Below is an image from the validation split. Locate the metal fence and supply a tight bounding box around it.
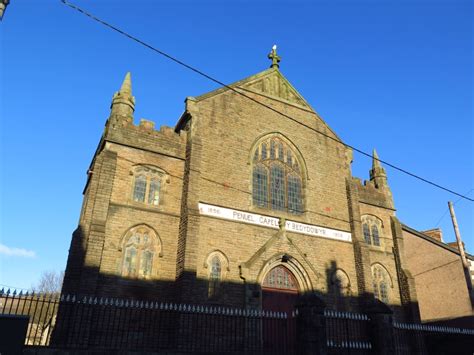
[393,321,474,355]
[1,288,474,353]
[325,309,372,354]
[0,288,296,353]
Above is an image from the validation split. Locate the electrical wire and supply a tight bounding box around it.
[60,0,474,203]
[434,189,474,227]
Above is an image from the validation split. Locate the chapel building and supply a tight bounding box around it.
[62,49,424,322]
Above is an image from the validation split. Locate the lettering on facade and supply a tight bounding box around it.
[198,202,351,242]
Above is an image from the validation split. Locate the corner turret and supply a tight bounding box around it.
[370,149,388,189]
[109,72,135,125]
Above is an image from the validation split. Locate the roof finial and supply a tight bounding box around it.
[268,44,281,69]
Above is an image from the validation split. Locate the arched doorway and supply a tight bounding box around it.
[261,265,299,351]
[262,265,299,315]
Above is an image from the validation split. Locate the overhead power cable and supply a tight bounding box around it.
[434,189,474,227]
[60,0,473,203]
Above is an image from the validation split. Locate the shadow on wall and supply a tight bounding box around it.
[61,225,473,329]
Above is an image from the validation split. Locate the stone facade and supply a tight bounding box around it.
[62,61,423,321]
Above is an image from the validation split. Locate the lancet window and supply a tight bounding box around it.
[252,136,304,214]
[206,251,228,299]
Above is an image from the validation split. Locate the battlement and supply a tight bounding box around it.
[352,177,395,210]
[105,117,186,160]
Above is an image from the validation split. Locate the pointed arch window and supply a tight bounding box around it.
[361,215,382,246]
[121,225,160,279]
[371,264,391,304]
[132,166,164,206]
[252,135,304,214]
[206,252,228,299]
[262,266,298,290]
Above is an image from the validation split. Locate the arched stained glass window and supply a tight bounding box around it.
[371,264,391,304]
[361,216,383,246]
[121,225,159,279]
[252,135,304,214]
[132,166,164,206]
[262,266,298,290]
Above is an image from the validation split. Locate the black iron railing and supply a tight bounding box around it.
[325,309,372,353]
[0,288,295,353]
[1,288,473,353]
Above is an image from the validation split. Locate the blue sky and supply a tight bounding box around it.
[1,0,472,290]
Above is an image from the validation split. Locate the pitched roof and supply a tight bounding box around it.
[195,67,314,110]
[180,67,342,141]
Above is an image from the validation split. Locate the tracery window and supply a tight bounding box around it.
[262,266,298,290]
[361,215,382,246]
[205,251,228,299]
[121,225,160,279]
[132,166,163,206]
[252,136,304,214]
[371,264,391,304]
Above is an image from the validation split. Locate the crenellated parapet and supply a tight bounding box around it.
[104,72,186,159]
[105,118,186,159]
[354,177,395,210]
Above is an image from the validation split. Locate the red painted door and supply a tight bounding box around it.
[261,266,298,351]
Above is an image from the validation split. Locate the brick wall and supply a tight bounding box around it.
[403,227,473,321]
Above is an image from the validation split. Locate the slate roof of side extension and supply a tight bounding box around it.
[402,223,474,260]
[175,67,342,142]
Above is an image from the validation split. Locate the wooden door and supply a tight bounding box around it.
[261,266,298,351]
